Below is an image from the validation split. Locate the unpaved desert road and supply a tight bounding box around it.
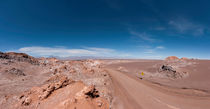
[106,68,210,109]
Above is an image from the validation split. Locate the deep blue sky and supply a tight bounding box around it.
[0,0,210,59]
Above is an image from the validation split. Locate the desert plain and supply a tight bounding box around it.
[0,52,210,109]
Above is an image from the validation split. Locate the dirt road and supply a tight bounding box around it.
[107,68,210,109]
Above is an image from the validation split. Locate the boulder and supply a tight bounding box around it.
[160,65,176,72]
[75,85,99,99]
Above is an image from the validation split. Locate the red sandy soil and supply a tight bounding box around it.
[1,52,210,109]
[0,52,111,109]
[105,59,210,109]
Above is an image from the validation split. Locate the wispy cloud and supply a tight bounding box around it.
[7,46,168,59]
[9,46,117,57]
[143,55,163,59]
[83,47,115,53]
[144,49,155,54]
[143,46,165,54]
[129,30,158,42]
[168,18,205,36]
[156,46,165,49]
[8,46,135,58]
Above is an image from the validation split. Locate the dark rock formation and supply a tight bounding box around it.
[159,65,188,79]
[161,65,176,72]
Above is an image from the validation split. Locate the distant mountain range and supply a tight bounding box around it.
[47,56,118,60]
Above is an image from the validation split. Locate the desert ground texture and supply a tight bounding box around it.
[0,52,210,109]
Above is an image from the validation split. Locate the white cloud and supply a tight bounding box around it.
[156,46,165,49]
[143,46,165,54]
[8,46,167,59]
[9,46,136,59]
[168,19,205,36]
[130,31,158,42]
[137,45,151,49]
[143,49,154,54]
[83,47,115,53]
[11,46,117,57]
[144,55,163,59]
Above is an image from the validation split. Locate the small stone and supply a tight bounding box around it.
[22,97,32,106]
[96,100,103,107]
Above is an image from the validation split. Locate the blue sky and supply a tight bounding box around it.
[0,0,210,59]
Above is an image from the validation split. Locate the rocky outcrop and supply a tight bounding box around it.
[165,56,179,61]
[75,85,99,99]
[19,74,74,106]
[161,65,176,73]
[0,52,111,109]
[165,56,190,61]
[0,52,39,65]
[159,65,188,79]
[17,74,108,109]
